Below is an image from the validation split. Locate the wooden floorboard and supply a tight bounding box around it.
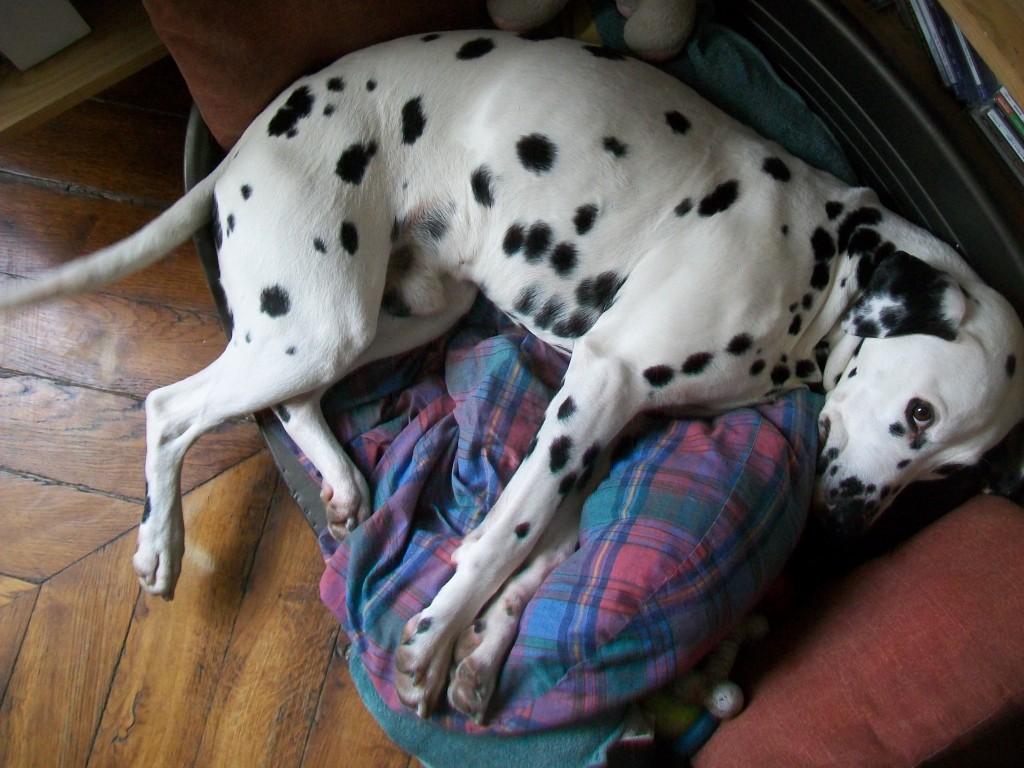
[0,58,411,767]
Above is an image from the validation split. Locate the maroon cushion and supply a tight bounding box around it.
[142,0,490,147]
[696,495,1024,767]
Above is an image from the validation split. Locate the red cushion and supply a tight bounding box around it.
[142,0,490,148]
[695,495,1024,767]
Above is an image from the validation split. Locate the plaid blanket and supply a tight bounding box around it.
[278,296,821,734]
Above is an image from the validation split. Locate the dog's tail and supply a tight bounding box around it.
[0,158,228,310]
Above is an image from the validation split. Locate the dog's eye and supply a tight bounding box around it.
[906,399,935,430]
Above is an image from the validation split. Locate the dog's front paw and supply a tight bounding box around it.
[320,472,370,540]
[393,612,456,718]
[132,522,184,600]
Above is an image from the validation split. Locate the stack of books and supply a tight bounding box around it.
[897,0,1024,185]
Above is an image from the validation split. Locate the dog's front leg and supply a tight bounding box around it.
[393,340,648,717]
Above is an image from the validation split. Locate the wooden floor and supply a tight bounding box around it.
[0,59,414,767]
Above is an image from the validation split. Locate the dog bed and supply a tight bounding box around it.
[182,2,842,764]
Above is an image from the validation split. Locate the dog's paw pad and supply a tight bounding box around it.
[393,612,451,718]
[448,655,496,722]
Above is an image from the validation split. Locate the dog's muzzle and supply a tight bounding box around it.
[813,416,885,538]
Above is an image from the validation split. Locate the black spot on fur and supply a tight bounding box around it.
[802,292,814,310]
[889,422,907,437]
[847,228,882,256]
[515,522,531,538]
[1008,354,1017,378]
[268,85,314,137]
[504,223,525,256]
[910,434,928,450]
[838,207,882,253]
[226,214,235,235]
[457,37,495,60]
[513,285,539,315]
[576,271,625,312]
[551,242,579,276]
[366,79,377,91]
[549,436,573,472]
[336,140,378,184]
[517,133,557,174]
[750,359,766,376]
[665,110,691,135]
[471,165,495,207]
[534,297,565,329]
[553,310,596,338]
[795,359,816,378]
[286,346,297,356]
[584,44,626,60]
[416,617,432,633]
[826,201,844,220]
[674,198,693,217]
[141,493,151,523]
[574,204,599,235]
[698,180,739,217]
[421,33,441,42]
[382,289,412,317]
[241,184,252,200]
[788,314,802,335]
[558,474,578,495]
[260,285,291,317]
[341,221,358,255]
[727,333,753,355]
[811,228,835,261]
[401,97,427,145]
[683,352,713,375]
[770,363,790,385]
[418,207,451,241]
[313,238,327,253]
[525,222,553,262]
[644,365,675,387]
[897,458,912,469]
[762,157,791,181]
[211,196,223,250]
[603,137,627,157]
[557,397,576,421]
[811,261,831,290]
[327,77,345,92]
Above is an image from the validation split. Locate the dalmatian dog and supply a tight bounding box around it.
[3,31,1023,722]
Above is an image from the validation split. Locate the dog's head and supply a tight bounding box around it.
[814,250,1024,537]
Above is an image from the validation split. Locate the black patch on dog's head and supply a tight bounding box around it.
[843,251,963,341]
[517,133,557,174]
[268,85,314,138]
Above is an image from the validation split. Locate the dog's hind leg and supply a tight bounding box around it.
[134,345,350,599]
[274,387,371,540]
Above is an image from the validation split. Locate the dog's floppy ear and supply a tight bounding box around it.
[842,251,966,340]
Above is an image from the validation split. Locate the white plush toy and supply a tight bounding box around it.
[487,0,697,61]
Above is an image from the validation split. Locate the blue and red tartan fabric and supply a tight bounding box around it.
[282,296,821,734]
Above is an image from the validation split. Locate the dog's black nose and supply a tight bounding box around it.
[815,498,871,539]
